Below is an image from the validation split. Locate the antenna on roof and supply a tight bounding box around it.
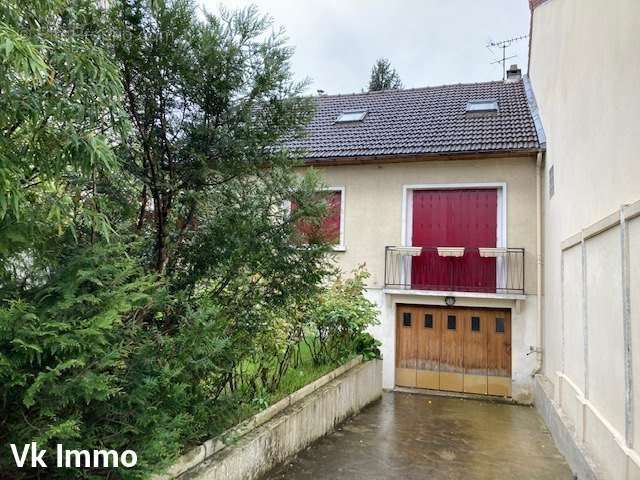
[486,34,528,80]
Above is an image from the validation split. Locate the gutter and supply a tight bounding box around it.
[534,150,544,375]
[302,149,540,167]
[522,75,547,375]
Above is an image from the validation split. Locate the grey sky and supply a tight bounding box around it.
[202,0,531,95]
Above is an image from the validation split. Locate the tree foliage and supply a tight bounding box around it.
[367,57,403,91]
[0,1,379,478]
[112,1,316,275]
[0,0,127,284]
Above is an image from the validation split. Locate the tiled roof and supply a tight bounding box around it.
[286,79,541,161]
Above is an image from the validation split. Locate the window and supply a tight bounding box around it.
[496,317,505,333]
[292,188,345,250]
[471,316,480,332]
[447,315,456,330]
[335,110,367,123]
[424,314,433,329]
[322,189,343,248]
[403,312,412,327]
[465,99,499,114]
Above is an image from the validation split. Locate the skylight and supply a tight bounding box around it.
[336,110,367,123]
[465,100,499,114]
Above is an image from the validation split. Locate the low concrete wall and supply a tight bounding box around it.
[533,374,601,479]
[161,358,382,480]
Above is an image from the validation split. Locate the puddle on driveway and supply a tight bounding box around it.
[263,392,573,480]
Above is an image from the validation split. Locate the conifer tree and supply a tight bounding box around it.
[368,57,403,91]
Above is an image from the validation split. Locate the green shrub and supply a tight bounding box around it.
[304,266,381,365]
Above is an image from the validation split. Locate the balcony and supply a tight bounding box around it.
[384,246,525,296]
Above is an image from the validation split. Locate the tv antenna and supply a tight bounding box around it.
[487,34,529,80]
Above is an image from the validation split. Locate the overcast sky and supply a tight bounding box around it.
[201,0,531,95]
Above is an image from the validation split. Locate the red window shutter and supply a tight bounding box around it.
[322,191,341,244]
[292,190,341,245]
[411,189,497,292]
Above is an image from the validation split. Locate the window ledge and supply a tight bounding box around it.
[332,245,346,252]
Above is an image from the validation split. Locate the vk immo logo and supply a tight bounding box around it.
[9,443,137,468]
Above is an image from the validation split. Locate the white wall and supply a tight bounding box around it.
[529,0,640,477]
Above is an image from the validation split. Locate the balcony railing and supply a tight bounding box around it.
[384,246,525,295]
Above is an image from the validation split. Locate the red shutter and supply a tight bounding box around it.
[322,191,341,244]
[293,191,341,245]
[411,189,497,292]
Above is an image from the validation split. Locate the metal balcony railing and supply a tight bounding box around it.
[384,246,525,295]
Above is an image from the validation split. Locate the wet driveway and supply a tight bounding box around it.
[263,392,573,480]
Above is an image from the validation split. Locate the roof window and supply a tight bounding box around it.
[335,110,367,123]
[465,100,499,114]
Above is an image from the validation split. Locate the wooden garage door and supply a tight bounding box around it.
[395,305,511,397]
[395,305,418,387]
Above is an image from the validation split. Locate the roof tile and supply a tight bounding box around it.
[286,79,540,160]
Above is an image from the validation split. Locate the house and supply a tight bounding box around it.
[287,66,545,403]
[280,1,640,477]
[528,1,640,479]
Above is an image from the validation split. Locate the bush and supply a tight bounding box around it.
[0,245,161,478]
[303,266,381,365]
[0,255,379,479]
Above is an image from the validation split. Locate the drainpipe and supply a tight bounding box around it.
[533,151,544,375]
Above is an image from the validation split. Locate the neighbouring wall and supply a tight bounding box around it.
[543,205,640,479]
[529,0,640,478]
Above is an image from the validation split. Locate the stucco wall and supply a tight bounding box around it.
[529,0,640,478]
[302,156,538,294]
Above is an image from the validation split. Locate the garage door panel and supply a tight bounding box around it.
[416,309,441,389]
[487,311,512,396]
[440,309,464,392]
[396,306,418,387]
[463,311,488,394]
[395,305,511,397]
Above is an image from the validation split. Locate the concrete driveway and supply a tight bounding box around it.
[263,392,573,480]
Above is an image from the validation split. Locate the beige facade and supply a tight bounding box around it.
[307,156,539,293]
[529,0,640,478]
[301,154,540,401]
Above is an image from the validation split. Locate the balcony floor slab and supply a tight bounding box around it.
[382,288,527,301]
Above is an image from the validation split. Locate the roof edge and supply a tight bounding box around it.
[309,79,510,100]
[303,149,541,167]
[522,74,547,149]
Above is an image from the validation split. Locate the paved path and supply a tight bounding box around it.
[263,392,573,480]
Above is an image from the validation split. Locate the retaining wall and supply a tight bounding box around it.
[157,357,382,480]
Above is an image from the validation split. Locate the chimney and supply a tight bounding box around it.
[506,64,522,82]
